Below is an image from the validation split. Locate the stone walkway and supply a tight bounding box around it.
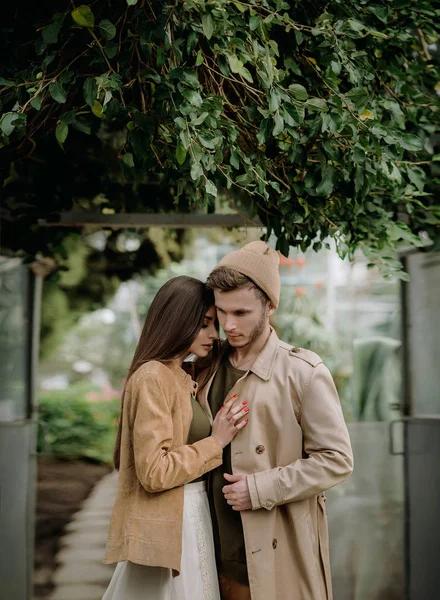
[47,471,118,600]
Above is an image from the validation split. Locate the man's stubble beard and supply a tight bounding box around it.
[228,305,268,349]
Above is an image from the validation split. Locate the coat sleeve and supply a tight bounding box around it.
[132,373,223,493]
[247,363,353,510]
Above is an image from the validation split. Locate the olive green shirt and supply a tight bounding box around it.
[187,394,211,483]
[208,359,248,586]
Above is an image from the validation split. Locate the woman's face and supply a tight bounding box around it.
[188,305,218,358]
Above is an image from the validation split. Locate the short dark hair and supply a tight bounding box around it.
[206,266,270,305]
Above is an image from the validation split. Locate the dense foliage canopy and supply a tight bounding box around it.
[1,0,440,276]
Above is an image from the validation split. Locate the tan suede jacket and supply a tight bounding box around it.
[103,360,223,573]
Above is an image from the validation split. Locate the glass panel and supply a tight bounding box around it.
[327,422,404,600]
[406,252,440,415]
[406,418,440,600]
[0,258,29,421]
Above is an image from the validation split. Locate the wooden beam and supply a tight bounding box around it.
[38,212,263,229]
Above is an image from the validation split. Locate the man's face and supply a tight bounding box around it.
[214,286,275,349]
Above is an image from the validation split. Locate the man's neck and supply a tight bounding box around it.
[231,325,271,366]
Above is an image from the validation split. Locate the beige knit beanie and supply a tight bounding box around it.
[214,241,281,307]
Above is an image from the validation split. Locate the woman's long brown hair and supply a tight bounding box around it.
[113,276,216,469]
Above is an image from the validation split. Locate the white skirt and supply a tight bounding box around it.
[102,481,221,600]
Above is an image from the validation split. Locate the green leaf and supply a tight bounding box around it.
[176,143,187,165]
[190,112,209,126]
[355,166,364,193]
[366,4,390,23]
[49,82,67,103]
[30,95,43,111]
[345,87,369,108]
[347,19,365,33]
[257,118,273,145]
[0,76,14,86]
[285,103,303,125]
[202,14,214,40]
[103,90,112,106]
[389,222,424,246]
[289,84,308,101]
[230,150,240,170]
[71,5,95,28]
[105,42,118,59]
[181,89,203,107]
[228,55,243,74]
[368,30,389,39]
[174,117,186,129]
[399,134,424,152]
[56,123,69,144]
[236,173,252,186]
[205,179,217,197]
[278,236,290,257]
[269,89,280,112]
[273,112,284,136]
[1,113,19,136]
[316,168,335,196]
[294,31,304,46]
[42,19,63,45]
[199,133,216,150]
[249,16,260,31]
[331,61,341,75]
[283,103,301,127]
[306,98,328,112]
[92,101,103,118]
[83,77,97,108]
[60,112,76,125]
[190,162,203,180]
[353,147,366,163]
[35,38,47,56]
[99,20,116,41]
[195,50,204,67]
[359,109,374,121]
[406,166,425,192]
[238,66,253,83]
[72,118,91,135]
[179,130,190,150]
[233,1,247,13]
[122,153,134,167]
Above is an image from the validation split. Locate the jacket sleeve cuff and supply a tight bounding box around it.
[247,468,283,511]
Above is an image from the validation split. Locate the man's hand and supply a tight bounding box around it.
[222,473,252,511]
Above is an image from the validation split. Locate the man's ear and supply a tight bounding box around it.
[267,302,276,317]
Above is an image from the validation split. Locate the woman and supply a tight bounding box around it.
[103,276,249,600]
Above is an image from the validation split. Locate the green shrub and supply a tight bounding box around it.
[37,388,120,465]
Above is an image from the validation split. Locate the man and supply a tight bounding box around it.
[198,241,353,600]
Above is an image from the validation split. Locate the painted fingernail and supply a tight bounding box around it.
[242,401,247,406]
[232,394,238,399]
[244,407,249,413]
[244,418,249,423]
[219,406,223,410]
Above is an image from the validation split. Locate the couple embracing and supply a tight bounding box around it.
[102,241,353,600]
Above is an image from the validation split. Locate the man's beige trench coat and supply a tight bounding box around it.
[198,329,354,600]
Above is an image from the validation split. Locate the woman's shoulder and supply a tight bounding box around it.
[130,360,170,385]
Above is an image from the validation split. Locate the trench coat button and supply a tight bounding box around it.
[272,538,278,549]
[256,445,265,454]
